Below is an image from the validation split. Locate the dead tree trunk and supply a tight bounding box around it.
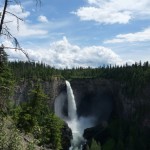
[0,0,8,35]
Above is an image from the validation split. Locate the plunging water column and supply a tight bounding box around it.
[65,80,84,150]
[66,81,77,120]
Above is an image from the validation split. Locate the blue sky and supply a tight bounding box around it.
[1,0,150,68]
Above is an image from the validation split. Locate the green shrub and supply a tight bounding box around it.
[8,128,23,150]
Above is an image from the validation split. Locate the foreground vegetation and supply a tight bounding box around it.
[0,49,63,150]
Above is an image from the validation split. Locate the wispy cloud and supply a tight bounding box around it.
[74,0,150,24]
[104,27,150,43]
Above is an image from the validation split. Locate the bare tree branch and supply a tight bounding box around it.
[6,11,23,21]
[35,0,41,7]
[6,10,23,31]
[3,46,30,61]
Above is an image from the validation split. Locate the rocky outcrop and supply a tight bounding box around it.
[61,122,72,150]
[83,121,109,144]
[12,77,65,110]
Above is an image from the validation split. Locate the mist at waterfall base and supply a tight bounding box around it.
[55,81,96,150]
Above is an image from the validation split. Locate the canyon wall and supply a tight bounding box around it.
[69,79,150,126]
[12,77,65,110]
[12,78,150,128]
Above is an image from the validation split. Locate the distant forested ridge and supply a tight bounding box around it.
[9,61,150,81]
[9,61,150,97]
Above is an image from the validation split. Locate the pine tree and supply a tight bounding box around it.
[0,46,13,114]
[90,139,101,150]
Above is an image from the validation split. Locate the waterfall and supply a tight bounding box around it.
[55,80,95,150]
[65,80,84,150]
[66,81,77,120]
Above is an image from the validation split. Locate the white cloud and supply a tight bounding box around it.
[38,15,49,23]
[0,4,48,37]
[8,5,30,18]
[74,7,131,24]
[104,27,150,43]
[2,37,130,68]
[74,0,150,24]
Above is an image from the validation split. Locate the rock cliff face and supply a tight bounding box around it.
[12,77,66,110]
[70,79,115,124]
[69,78,150,126]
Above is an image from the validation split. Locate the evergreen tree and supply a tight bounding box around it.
[16,84,48,132]
[0,46,13,115]
[90,139,101,150]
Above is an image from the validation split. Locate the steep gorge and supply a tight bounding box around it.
[12,78,150,149]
